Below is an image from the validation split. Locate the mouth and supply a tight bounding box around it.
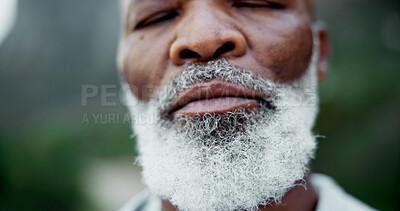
[163,80,274,119]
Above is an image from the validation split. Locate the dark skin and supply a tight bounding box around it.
[119,0,330,210]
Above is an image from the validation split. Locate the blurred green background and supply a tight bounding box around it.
[0,0,399,210]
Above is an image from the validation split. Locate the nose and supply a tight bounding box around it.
[170,8,247,65]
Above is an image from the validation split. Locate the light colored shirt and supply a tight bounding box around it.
[310,174,375,211]
[119,173,375,211]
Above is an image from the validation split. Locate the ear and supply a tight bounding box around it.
[312,22,330,83]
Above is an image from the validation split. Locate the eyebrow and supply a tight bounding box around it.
[123,0,145,25]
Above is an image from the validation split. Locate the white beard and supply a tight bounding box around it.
[124,47,320,211]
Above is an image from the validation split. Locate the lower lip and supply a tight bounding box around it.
[173,97,259,117]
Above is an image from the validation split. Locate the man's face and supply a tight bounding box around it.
[120,0,316,100]
[120,0,328,210]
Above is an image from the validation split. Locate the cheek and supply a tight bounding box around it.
[122,33,170,101]
[246,15,313,82]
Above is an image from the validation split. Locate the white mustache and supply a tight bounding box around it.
[153,58,279,114]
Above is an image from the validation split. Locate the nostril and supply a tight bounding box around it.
[213,42,235,59]
[180,49,201,59]
[177,42,236,62]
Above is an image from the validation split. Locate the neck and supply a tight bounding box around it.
[161,174,318,211]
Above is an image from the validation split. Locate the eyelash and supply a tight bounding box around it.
[135,10,179,30]
[232,0,284,9]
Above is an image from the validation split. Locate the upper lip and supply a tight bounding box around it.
[164,80,270,117]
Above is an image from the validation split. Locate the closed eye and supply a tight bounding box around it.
[232,0,284,9]
[135,10,179,30]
